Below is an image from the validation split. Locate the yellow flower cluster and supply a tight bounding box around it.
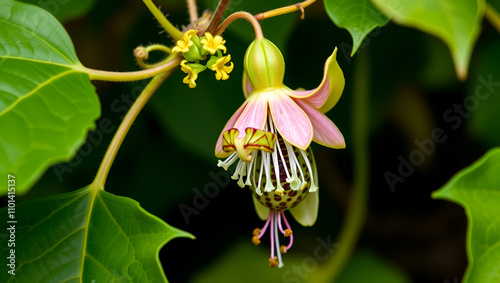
[172,29,233,88]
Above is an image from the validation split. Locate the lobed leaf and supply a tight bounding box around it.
[0,186,193,282]
[324,0,389,56]
[0,0,100,195]
[372,0,484,80]
[433,148,500,283]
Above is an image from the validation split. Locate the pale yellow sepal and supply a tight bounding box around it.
[289,190,318,226]
[318,47,345,113]
[252,195,270,220]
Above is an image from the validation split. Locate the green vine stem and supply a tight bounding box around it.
[142,0,184,41]
[85,54,181,82]
[134,44,173,69]
[90,66,175,191]
[308,50,370,282]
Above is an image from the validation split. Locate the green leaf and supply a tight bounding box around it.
[371,0,484,80]
[0,0,100,195]
[433,148,500,283]
[324,0,389,56]
[19,0,97,22]
[0,186,193,282]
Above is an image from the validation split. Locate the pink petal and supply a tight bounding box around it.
[288,47,345,113]
[233,93,268,137]
[215,101,248,158]
[294,98,345,148]
[268,90,313,150]
[292,80,331,109]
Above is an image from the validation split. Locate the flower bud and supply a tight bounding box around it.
[244,38,285,90]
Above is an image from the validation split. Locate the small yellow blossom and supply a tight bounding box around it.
[201,33,227,55]
[210,55,234,80]
[172,30,198,53]
[180,60,198,88]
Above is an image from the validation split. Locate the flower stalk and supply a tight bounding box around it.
[329,49,369,280]
[216,12,264,39]
[308,48,370,283]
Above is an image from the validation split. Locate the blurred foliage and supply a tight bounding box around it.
[2,0,500,282]
[372,0,483,80]
[468,37,500,147]
[192,240,410,283]
[488,0,500,12]
[19,0,97,22]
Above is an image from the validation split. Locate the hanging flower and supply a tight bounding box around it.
[215,38,345,267]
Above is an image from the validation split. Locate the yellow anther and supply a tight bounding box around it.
[210,55,234,80]
[201,32,227,55]
[253,228,261,236]
[172,29,198,53]
[284,229,293,237]
[269,257,279,268]
[252,235,261,245]
[280,245,287,253]
[299,182,307,191]
[275,188,284,196]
